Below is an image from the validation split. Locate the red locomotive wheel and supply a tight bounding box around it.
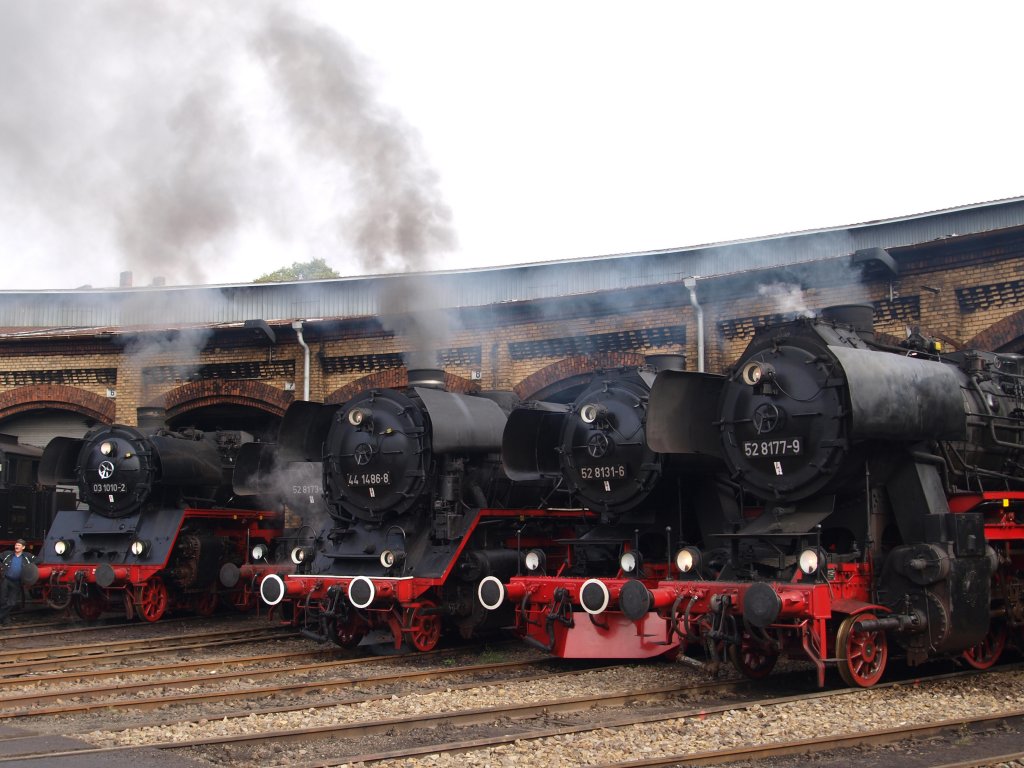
[962,622,1007,670]
[729,633,779,679]
[73,593,104,622]
[404,602,442,652]
[137,576,169,622]
[836,612,888,688]
[332,619,365,649]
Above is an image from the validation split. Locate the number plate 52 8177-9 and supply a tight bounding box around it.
[743,439,802,457]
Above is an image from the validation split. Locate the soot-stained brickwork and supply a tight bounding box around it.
[2,218,1024,430]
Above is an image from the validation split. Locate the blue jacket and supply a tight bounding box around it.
[1,550,36,581]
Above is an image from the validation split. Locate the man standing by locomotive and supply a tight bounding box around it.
[0,539,34,625]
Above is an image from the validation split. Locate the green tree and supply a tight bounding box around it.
[254,258,340,283]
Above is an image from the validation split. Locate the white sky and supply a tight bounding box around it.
[2,2,1022,290]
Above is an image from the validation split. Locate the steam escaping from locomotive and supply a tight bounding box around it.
[0,2,454,288]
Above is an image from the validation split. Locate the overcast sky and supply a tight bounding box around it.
[1,1,1021,291]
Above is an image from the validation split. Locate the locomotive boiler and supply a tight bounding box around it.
[257,369,573,651]
[35,418,283,622]
[641,304,1024,686]
[478,359,734,658]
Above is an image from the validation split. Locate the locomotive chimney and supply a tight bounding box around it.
[136,405,168,430]
[820,304,875,339]
[644,354,686,372]
[407,368,446,390]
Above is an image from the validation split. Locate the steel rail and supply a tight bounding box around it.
[0,627,293,673]
[0,656,569,712]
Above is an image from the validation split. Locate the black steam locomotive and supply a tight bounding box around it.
[477,359,732,658]
[639,304,1024,686]
[256,369,573,651]
[36,417,284,622]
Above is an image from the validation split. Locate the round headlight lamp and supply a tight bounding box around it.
[675,546,702,574]
[524,549,546,573]
[130,539,150,557]
[347,408,370,427]
[798,547,827,576]
[620,550,641,574]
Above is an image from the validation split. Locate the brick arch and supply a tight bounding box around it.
[161,379,294,420]
[326,369,478,405]
[965,309,1024,352]
[513,353,647,400]
[0,384,116,423]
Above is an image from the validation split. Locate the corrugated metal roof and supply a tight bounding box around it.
[2,197,1023,331]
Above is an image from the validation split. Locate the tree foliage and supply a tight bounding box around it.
[254,258,340,283]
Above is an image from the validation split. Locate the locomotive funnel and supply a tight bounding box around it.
[819,304,875,336]
[408,368,446,389]
[136,406,167,430]
[644,354,685,372]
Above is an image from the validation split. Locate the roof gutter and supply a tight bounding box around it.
[291,321,310,401]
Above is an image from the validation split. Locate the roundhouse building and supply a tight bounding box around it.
[1,197,1024,447]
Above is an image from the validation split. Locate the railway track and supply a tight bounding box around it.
[0,624,295,674]
[1,654,586,716]
[3,666,1023,766]
[4,610,1023,768]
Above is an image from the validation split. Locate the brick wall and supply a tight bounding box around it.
[2,237,1024,428]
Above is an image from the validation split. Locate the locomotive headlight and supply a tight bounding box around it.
[251,543,268,561]
[620,550,642,574]
[579,403,607,424]
[380,549,406,568]
[524,549,546,573]
[54,539,74,557]
[291,546,313,565]
[675,546,702,574]
[100,441,115,456]
[798,547,827,576]
[347,407,371,427]
[741,361,775,386]
[130,539,151,557]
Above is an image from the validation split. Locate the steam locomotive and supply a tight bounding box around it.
[253,369,577,651]
[477,358,733,658]
[633,304,1024,686]
[34,416,285,622]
